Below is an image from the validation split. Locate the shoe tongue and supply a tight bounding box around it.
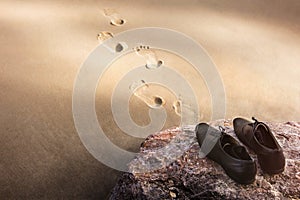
[223,143,249,160]
[255,123,268,132]
[232,146,249,160]
[223,143,240,159]
[254,123,268,144]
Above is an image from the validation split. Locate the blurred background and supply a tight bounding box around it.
[0,0,299,199]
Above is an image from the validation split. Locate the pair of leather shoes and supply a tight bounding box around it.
[195,117,285,184]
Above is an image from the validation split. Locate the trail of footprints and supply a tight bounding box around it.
[96,9,185,117]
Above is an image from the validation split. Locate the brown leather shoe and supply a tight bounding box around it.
[196,123,256,184]
[233,117,285,174]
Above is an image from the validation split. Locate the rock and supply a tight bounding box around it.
[110,120,300,199]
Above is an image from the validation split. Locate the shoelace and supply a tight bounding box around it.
[252,117,266,144]
[252,116,260,130]
[219,126,226,135]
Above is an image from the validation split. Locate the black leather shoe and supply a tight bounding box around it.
[195,123,256,184]
[233,117,285,174]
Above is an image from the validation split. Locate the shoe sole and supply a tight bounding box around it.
[261,167,285,175]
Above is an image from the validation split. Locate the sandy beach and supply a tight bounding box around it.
[0,0,299,198]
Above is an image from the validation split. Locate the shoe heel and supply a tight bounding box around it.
[257,151,285,174]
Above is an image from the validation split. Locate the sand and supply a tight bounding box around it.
[0,0,299,198]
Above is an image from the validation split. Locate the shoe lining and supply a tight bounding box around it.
[223,143,251,160]
[222,136,251,160]
[255,124,277,149]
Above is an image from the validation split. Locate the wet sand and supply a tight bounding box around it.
[0,0,299,198]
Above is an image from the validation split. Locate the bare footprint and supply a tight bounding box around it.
[172,97,199,124]
[129,80,165,108]
[134,46,163,69]
[97,31,113,43]
[97,31,127,53]
[172,100,182,116]
[103,8,126,26]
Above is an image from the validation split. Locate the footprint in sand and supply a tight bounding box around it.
[129,80,165,108]
[103,8,126,26]
[134,46,163,69]
[172,97,200,123]
[97,31,127,53]
[172,100,182,116]
[97,31,113,43]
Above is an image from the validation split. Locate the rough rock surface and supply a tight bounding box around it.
[110,120,300,199]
